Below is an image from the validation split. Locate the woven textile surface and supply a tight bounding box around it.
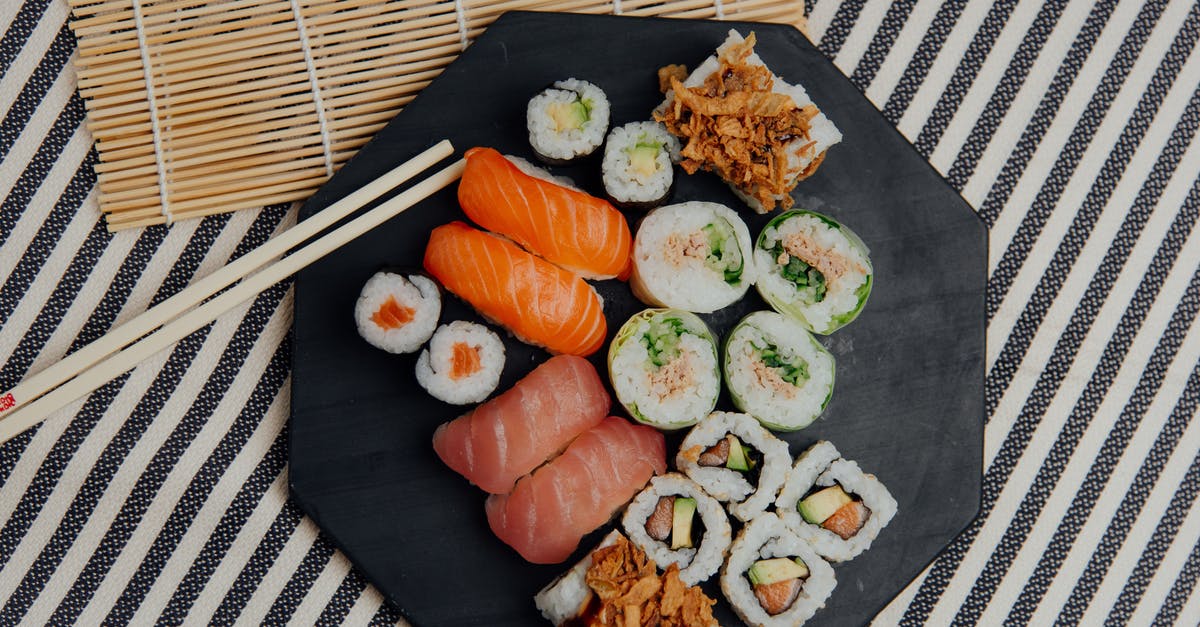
[2,0,1200,624]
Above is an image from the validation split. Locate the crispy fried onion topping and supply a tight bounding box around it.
[578,535,718,627]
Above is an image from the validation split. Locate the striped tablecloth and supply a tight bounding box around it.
[2,0,1199,624]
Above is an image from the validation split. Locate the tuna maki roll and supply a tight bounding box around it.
[354,271,440,354]
[526,79,610,164]
[755,210,872,334]
[602,121,680,209]
[415,321,505,405]
[608,309,720,430]
[621,473,731,586]
[720,513,836,626]
[724,311,835,431]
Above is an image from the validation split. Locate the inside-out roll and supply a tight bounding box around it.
[608,309,720,430]
[775,441,897,562]
[720,512,836,627]
[354,271,440,354]
[755,210,871,334]
[724,311,835,431]
[415,321,505,405]
[631,201,755,313]
[675,411,791,522]
[621,473,732,586]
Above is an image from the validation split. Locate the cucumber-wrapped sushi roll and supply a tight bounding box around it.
[775,441,898,562]
[415,321,506,405]
[725,311,835,431]
[755,210,872,334]
[676,412,791,522]
[621,473,731,586]
[608,309,720,430]
[602,121,680,210]
[631,201,755,313]
[720,512,836,626]
[526,79,610,164]
[354,271,441,354]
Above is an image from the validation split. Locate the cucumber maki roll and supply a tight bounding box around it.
[720,512,836,626]
[631,201,755,313]
[608,309,720,430]
[602,121,680,210]
[676,411,791,522]
[724,311,835,431]
[526,79,610,164]
[621,473,732,586]
[754,210,871,334]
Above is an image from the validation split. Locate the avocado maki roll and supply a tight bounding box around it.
[754,210,871,334]
[526,79,610,164]
[676,411,791,522]
[724,311,835,431]
[601,121,680,210]
[720,512,836,626]
[631,201,755,313]
[621,473,732,586]
[608,309,720,430]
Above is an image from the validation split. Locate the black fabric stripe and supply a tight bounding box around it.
[974,0,1121,228]
[1054,357,1200,621]
[0,0,50,79]
[314,571,368,626]
[0,330,210,625]
[880,1,968,124]
[1152,524,1200,626]
[262,535,335,624]
[912,0,1018,158]
[847,0,916,89]
[0,22,73,163]
[158,426,289,624]
[944,0,1072,190]
[43,281,291,624]
[1007,181,1200,622]
[1107,448,1200,622]
[368,598,404,627]
[900,24,1199,623]
[984,3,1192,418]
[208,499,304,625]
[817,0,866,60]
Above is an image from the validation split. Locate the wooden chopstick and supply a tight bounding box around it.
[0,157,465,444]
[0,140,454,421]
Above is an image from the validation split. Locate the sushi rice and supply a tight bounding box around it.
[720,513,836,627]
[527,79,610,163]
[602,121,680,209]
[415,321,505,405]
[354,271,440,354]
[621,473,732,586]
[724,311,835,431]
[608,309,720,430]
[675,411,791,522]
[755,210,872,335]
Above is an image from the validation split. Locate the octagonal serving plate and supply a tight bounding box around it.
[290,11,985,626]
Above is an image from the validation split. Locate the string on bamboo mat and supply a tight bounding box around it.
[69,0,807,231]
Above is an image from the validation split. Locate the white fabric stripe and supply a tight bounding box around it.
[288,551,353,624]
[894,0,994,138]
[957,0,1100,208]
[18,307,250,624]
[288,0,333,177]
[985,16,1200,459]
[804,0,842,45]
[1131,497,1200,625]
[831,0,893,75]
[863,0,944,106]
[72,300,291,621]
[182,471,288,627]
[0,0,26,38]
[1076,400,1200,624]
[0,0,67,121]
[127,377,289,626]
[232,518,320,626]
[341,584,387,625]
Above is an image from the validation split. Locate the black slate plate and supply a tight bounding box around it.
[290,11,985,626]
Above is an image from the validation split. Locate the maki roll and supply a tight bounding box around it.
[676,411,791,522]
[526,79,610,164]
[601,121,680,209]
[775,441,898,562]
[354,271,440,354]
[415,321,505,405]
[755,210,872,334]
[720,513,836,626]
[631,201,755,313]
[608,309,720,430]
[724,311,835,431]
[621,473,732,586]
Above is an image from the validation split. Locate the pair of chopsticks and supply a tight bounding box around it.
[0,140,462,445]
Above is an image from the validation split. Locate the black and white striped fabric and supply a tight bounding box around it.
[2,0,1198,624]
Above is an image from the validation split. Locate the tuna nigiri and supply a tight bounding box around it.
[458,147,633,280]
[485,416,667,564]
[432,355,610,494]
[424,221,606,356]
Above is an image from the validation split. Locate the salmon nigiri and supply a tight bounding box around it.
[485,416,666,564]
[424,221,606,356]
[432,355,610,494]
[458,147,633,280]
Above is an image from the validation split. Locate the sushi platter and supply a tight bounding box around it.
[290,11,986,626]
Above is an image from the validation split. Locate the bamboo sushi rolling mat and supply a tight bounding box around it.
[3,0,1200,624]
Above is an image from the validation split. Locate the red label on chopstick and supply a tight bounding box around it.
[0,393,14,412]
